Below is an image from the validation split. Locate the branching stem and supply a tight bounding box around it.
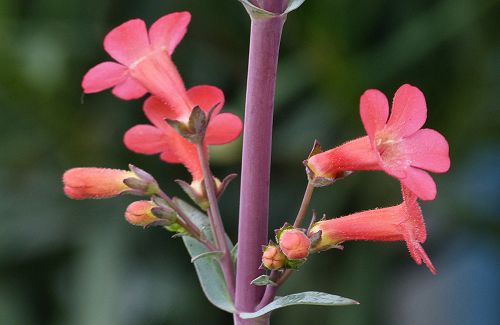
[156,189,216,251]
[196,143,236,300]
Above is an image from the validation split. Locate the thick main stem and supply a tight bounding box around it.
[196,144,236,299]
[235,10,286,323]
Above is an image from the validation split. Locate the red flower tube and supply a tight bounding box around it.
[307,84,450,200]
[63,168,135,199]
[123,86,242,183]
[309,185,436,274]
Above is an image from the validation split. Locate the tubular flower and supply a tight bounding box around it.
[307,84,450,200]
[123,85,242,182]
[309,185,436,274]
[82,12,191,107]
[63,168,136,199]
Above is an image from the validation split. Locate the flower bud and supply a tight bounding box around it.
[125,200,160,226]
[63,168,136,199]
[278,229,311,260]
[176,176,231,211]
[262,243,286,270]
[125,164,159,195]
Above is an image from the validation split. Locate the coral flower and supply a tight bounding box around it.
[278,229,311,260]
[309,186,436,274]
[261,244,287,270]
[125,200,160,226]
[307,84,450,200]
[63,168,136,199]
[123,85,242,182]
[82,12,192,108]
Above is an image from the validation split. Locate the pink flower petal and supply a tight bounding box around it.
[403,128,450,173]
[187,85,225,115]
[160,150,182,164]
[360,89,389,142]
[104,19,150,66]
[403,235,437,275]
[123,125,168,154]
[149,12,191,55]
[399,167,437,201]
[205,113,243,145]
[401,185,427,242]
[415,243,437,274]
[111,77,147,100]
[143,96,179,130]
[169,135,203,181]
[386,84,427,137]
[82,61,128,93]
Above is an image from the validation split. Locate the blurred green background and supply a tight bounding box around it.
[1,0,499,324]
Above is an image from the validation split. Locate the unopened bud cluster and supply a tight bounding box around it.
[261,225,313,271]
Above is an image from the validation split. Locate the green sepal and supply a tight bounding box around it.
[165,222,187,234]
[285,258,306,270]
[175,179,209,211]
[274,223,294,243]
[165,119,193,138]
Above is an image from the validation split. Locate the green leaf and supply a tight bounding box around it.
[173,198,211,234]
[174,199,235,313]
[250,275,277,287]
[191,251,224,263]
[239,0,275,18]
[284,0,307,14]
[239,0,307,17]
[239,291,359,319]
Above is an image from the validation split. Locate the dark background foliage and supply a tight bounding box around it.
[1,0,499,324]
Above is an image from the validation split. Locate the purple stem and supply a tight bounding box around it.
[196,144,235,299]
[235,2,287,323]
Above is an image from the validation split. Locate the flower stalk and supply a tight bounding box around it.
[293,181,315,228]
[155,189,216,251]
[196,143,236,299]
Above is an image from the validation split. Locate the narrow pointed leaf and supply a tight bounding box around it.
[239,0,307,16]
[239,0,275,17]
[239,291,358,319]
[284,0,307,14]
[174,199,235,313]
[250,275,277,287]
[191,251,224,263]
